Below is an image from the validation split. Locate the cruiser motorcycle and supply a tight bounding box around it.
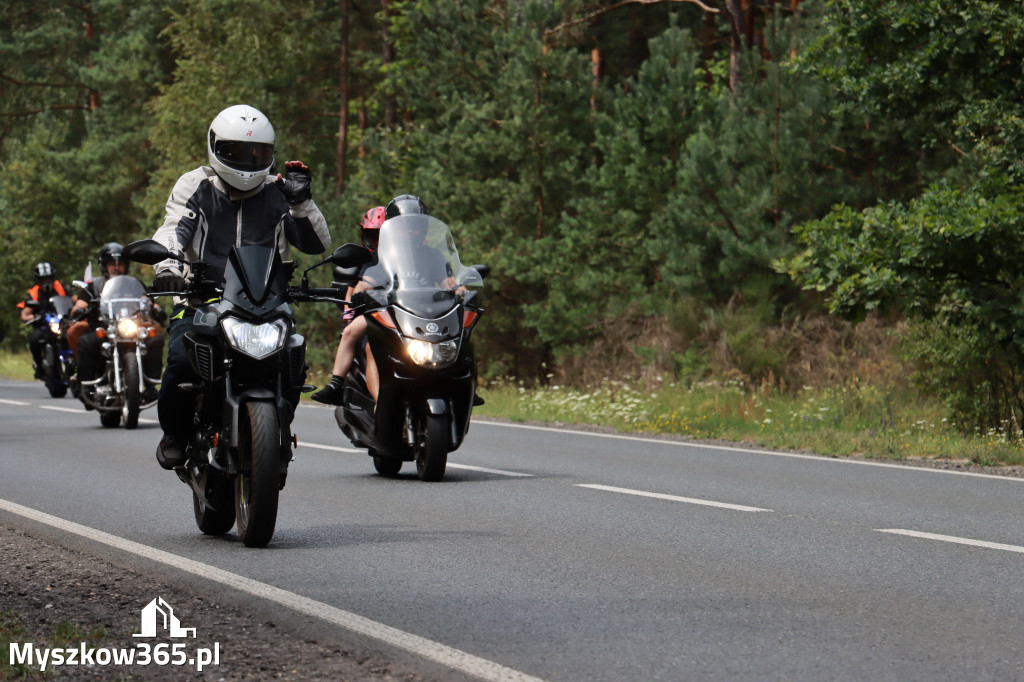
[306,214,489,481]
[75,275,163,429]
[122,239,368,547]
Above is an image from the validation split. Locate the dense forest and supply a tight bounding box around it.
[2,1,1022,429]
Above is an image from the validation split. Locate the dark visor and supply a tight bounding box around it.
[214,140,274,172]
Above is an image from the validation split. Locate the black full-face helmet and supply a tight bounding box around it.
[97,242,126,277]
[33,262,55,284]
[385,194,428,219]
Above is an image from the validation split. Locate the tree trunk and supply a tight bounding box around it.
[725,0,745,92]
[382,0,396,129]
[335,0,350,196]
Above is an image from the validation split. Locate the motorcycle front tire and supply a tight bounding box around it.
[43,345,67,398]
[121,354,141,430]
[415,413,448,482]
[234,400,281,548]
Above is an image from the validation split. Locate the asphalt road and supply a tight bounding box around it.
[1,378,1023,681]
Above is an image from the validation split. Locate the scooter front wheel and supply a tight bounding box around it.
[415,413,448,482]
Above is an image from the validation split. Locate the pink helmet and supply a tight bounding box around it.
[359,206,386,250]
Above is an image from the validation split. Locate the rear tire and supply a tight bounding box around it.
[234,401,280,548]
[121,354,141,430]
[415,413,448,482]
[99,410,121,428]
[193,482,235,536]
[372,453,402,477]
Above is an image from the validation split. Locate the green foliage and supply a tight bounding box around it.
[785,0,1024,431]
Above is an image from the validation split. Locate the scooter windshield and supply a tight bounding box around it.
[99,275,151,320]
[364,215,484,310]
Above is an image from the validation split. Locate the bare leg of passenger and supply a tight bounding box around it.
[366,345,379,402]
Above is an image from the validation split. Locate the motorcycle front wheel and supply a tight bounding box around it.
[234,400,280,547]
[415,413,448,482]
[120,354,141,429]
[43,345,67,398]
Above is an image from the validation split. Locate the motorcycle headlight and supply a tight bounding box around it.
[221,317,288,359]
[117,318,139,338]
[49,320,60,335]
[405,339,459,368]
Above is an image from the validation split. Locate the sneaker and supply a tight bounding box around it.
[311,377,345,405]
[156,434,186,470]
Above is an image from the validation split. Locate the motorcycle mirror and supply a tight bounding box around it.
[471,264,490,280]
[325,243,373,268]
[122,239,181,265]
[72,280,88,289]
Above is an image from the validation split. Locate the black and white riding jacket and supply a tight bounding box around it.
[152,166,331,284]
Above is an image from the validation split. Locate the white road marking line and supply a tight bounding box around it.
[876,528,1024,554]
[39,405,84,414]
[139,418,158,424]
[477,420,1024,483]
[447,463,534,478]
[0,498,548,682]
[300,441,362,454]
[301,441,533,478]
[0,398,29,406]
[576,483,772,513]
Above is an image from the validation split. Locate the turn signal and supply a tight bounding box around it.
[371,311,397,329]
[463,310,479,328]
[95,328,107,339]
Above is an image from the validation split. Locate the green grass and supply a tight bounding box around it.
[0,350,34,382]
[4,348,1019,466]
[474,378,1024,467]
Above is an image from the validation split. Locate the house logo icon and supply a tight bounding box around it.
[132,597,196,638]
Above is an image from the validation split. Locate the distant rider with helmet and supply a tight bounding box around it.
[150,104,331,469]
[17,262,68,379]
[69,243,165,406]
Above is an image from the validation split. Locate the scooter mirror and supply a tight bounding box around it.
[471,264,490,280]
[123,239,181,265]
[325,243,373,269]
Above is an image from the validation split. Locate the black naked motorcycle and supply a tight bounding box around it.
[74,275,163,429]
[303,214,489,481]
[122,239,366,547]
[25,294,75,398]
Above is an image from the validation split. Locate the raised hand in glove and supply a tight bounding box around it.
[152,271,187,293]
[275,160,312,205]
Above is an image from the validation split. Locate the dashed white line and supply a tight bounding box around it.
[576,483,772,513]
[301,441,533,477]
[876,528,1024,554]
[447,463,533,478]
[39,405,85,414]
[0,398,29,406]
[0,498,548,682]
[300,441,362,454]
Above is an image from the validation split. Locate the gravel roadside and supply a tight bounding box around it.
[0,523,438,681]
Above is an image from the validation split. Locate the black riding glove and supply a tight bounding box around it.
[276,160,312,205]
[153,271,187,293]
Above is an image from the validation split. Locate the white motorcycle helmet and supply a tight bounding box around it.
[207,104,275,192]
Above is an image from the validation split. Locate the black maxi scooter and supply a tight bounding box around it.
[302,214,489,481]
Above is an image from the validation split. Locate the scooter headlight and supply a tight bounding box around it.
[117,318,139,338]
[405,339,459,368]
[221,317,288,359]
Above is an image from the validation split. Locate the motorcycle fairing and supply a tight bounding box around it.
[222,245,288,309]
